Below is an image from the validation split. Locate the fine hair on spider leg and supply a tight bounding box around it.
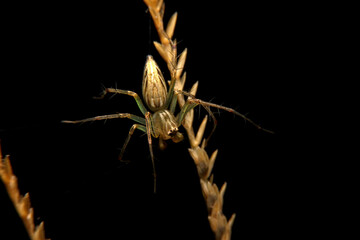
[175,89,274,137]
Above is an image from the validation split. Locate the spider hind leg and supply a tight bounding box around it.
[175,89,274,136]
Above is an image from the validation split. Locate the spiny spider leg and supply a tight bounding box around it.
[119,124,147,161]
[62,113,148,159]
[165,76,177,113]
[62,113,146,125]
[63,112,158,192]
[176,100,216,146]
[200,104,217,145]
[145,112,157,193]
[94,88,148,116]
[175,89,274,134]
[63,113,147,160]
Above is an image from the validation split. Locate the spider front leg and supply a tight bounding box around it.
[63,113,146,159]
[63,111,158,192]
[62,113,147,159]
[120,112,157,192]
[94,88,148,116]
[145,112,157,193]
[62,113,145,125]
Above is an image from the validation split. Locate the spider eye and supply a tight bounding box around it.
[168,127,178,137]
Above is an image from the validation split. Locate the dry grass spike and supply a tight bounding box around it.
[0,143,50,240]
[144,0,236,239]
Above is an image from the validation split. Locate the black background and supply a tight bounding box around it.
[0,1,326,240]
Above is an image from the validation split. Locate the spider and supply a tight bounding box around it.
[62,55,272,192]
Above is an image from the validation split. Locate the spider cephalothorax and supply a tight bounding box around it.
[152,109,183,142]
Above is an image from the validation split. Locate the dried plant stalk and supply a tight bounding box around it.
[0,143,50,240]
[143,1,236,239]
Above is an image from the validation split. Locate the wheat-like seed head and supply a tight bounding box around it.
[143,1,236,239]
[0,144,50,240]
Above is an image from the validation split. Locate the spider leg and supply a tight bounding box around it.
[175,89,274,134]
[145,112,157,193]
[176,100,216,146]
[94,88,148,116]
[176,100,198,125]
[165,76,177,113]
[119,124,147,161]
[62,113,146,125]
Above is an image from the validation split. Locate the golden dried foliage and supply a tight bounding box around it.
[0,144,50,240]
[143,1,236,239]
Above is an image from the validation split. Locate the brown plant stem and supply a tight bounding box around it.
[143,1,236,239]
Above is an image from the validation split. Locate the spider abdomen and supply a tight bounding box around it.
[142,55,167,111]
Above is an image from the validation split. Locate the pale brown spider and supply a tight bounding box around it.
[63,55,272,191]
